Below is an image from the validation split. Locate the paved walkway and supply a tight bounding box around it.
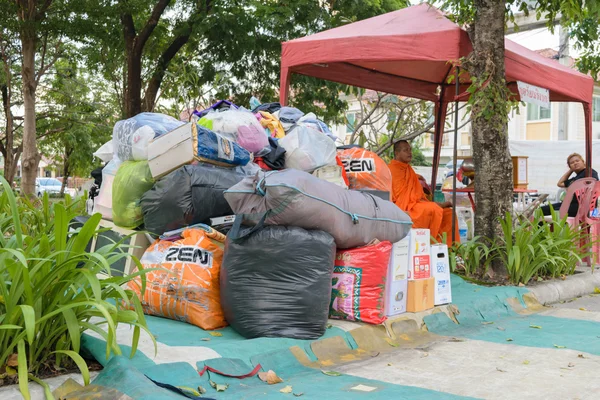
[7,275,600,399]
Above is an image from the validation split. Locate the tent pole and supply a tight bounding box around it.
[452,67,460,244]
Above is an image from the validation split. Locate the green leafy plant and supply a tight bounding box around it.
[449,236,496,277]
[449,206,591,285]
[496,209,590,285]
[0,177,154,399]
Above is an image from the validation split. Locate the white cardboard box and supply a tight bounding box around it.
[431,244,452,305]
[148,122,197,179]
[408,228,431,280]
[389,234,410,281]
[384,278,408,316]
[384,234,411,317]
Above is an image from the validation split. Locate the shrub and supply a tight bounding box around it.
[449,208,591,285]
[0,177,153,399]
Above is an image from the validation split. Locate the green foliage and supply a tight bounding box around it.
[450,236,496,277]
[0,176,154,398]
[38,56,115,180]
[78,0,409,122]
[441,0,600,79]
[450,207,590,285]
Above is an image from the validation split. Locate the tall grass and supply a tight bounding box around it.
[0,177,154,399]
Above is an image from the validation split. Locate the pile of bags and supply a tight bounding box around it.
[92,98,414,340]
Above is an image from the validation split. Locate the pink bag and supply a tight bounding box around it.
[237,125,269,154]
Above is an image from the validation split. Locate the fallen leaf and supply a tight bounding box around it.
[370,352,380,357]
[506,338,513,342]
[518,283,525,287]
[293,393,304,397]
[578,354,586,359]
[384,338,399,347]
[387,363,393,367]
[554,344,566,349]
[200,338,211,342]
[560,275,567,280]
[579,307,588,311]
[326,324,333,329]
[594,287,600,294]
[537,277,544,282]
[497,327,506,331]
[420,352,429,358]
[208,332,223,337]
[177,386,201,397]
[529,325,542,329]
[6,354,18,368]
[523,360,530,365]
[258,370,283,385]
[448,337,465,342]
[496,367,506,372]
[5,366,16,376]
[280,386,293,394]
[197,386,207,395]
[568,363,575,368]
[209,381,228,392]
[321,370,342,377]
[474,289,481,292]
[481,321,494,325]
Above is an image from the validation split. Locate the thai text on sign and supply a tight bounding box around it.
[517,81,550,109]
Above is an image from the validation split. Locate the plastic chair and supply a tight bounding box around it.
[559,178,598,266]
[583,180,600,266]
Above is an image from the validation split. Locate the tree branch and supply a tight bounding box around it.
[143,28,192,111]
[135,0,172,55]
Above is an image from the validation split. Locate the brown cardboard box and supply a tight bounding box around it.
[406,277,435,313]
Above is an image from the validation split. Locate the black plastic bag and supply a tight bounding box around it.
[141,163,255,235]
[221,216,335,339]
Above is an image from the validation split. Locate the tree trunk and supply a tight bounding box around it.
[60,148,71,197]
[470,0,513,279]
[20,27,41,196]
[1,84,14,185]
[124,50,142,118]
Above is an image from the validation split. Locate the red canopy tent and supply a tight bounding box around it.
[279,4,595,191]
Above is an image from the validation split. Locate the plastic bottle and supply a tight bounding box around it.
[458,212,468,243]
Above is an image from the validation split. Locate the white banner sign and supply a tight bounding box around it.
[517,81,550,108]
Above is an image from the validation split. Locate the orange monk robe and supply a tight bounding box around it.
[389,160,459,247]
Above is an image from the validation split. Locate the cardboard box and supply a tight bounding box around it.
[406,277,434,313]
[431,244,452,305]
[389,234,410,281]
[384,279,408,316]
[313,165,348,189]
[148,122,197,179]
[408,229,431,280]
[356,189,390,201]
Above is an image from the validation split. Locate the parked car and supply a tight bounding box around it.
[35,178,77,198]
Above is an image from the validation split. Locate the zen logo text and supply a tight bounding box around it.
[164,246,213,267]
[342,158,376,173]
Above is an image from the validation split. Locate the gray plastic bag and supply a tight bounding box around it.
[221,218,335,339]
[224,169,412,249]
[141,163,257,235]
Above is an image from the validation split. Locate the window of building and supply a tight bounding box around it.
[527,103,551,121]
[461,131,471,147]
[593,96,600,122]
[346,112,356,133]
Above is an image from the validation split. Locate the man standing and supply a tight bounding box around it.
[389,140,458,247]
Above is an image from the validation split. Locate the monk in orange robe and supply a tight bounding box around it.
[389,140,459,247]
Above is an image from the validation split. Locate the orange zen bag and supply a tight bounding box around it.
[127,226,227,330]
[337,147,392,193]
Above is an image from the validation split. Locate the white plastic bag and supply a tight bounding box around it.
[112,113,184,162]
[93,141,114,163]
[279,126,337,172]
[93,160,120,220]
